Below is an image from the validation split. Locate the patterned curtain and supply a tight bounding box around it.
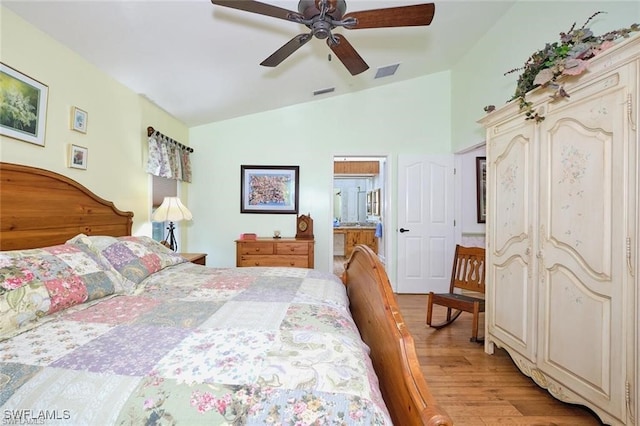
[146,133,192,182]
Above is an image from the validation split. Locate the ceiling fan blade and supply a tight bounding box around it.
[327,34,369,76]
[211,0,297,22]
[261,34,313,67]
[342,3,435,29]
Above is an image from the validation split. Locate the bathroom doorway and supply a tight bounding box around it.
[332,156,387,276]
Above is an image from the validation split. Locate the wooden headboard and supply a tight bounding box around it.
[0,162,133,250]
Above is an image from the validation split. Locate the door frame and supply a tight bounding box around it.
[329,154,392,277]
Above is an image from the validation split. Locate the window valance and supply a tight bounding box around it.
[145,126,192,182]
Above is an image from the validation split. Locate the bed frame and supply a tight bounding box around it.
[0,163,133,250]
[0,162,452,426]
[343,246,452,426]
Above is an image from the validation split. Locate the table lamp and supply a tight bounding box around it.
[151,196,192,251]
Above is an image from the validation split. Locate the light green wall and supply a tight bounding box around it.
[188,72,452,274]
[451,1,640,152]
[4,2,637,277]
[0,7,189,237]
[188,0,640,275]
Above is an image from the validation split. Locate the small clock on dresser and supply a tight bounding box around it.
[295,214,314,239]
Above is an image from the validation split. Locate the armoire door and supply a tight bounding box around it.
[536,68,632,421]
[485,119,538,362]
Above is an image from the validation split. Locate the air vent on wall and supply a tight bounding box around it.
[374,63,400,79]
[313,87,335,96]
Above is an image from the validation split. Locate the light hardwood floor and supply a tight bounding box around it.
[396,294,604,425]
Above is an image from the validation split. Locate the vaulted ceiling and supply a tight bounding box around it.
[4,0,515,126]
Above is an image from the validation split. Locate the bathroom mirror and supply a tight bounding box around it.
[333,177,372,223]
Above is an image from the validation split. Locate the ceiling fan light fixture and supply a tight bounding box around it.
[374,63,400,79]
[311,20,332,39]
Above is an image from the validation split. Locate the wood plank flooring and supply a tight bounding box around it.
[396,294,604,425]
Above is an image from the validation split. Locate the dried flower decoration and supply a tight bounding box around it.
[504,12,639,122]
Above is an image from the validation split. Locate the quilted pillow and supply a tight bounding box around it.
[0,244,121,340]
[69,235,187,285]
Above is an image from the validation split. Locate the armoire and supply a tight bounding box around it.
[480,34,639,425]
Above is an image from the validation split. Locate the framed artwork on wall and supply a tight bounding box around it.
[240,165,299,214]
[476,156,487,223]
[373,188,381,216]
[71,106,88,133]
[0,63,48,146]
[69,144,88,170]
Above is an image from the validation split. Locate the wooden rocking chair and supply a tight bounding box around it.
[426,245,486,343]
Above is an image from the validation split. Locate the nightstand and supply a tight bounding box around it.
[179,253,207,265]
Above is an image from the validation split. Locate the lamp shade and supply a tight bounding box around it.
[152,197,193,222]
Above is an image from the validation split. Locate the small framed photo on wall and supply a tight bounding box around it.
[71,106,88,133]
[476,156,487,223]
[68,144,88,170]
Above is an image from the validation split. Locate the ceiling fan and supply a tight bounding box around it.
[211,0,435,76]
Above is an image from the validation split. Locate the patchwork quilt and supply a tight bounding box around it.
[1,241,391,425]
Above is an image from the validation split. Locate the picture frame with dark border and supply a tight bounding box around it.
[0,63,48,146]
[476,156,487,223]
[240,165,299,214]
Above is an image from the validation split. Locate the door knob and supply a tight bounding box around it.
[399,228,410,233]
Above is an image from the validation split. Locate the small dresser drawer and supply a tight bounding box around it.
[238,255,309,268]
[238,242,274,255]
[276,242,309,255]
[236,238,314,268]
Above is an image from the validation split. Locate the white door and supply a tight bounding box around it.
[397,155,455,294]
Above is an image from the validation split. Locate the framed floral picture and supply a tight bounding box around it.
[69,144,88,170]
[71,106,87,133]
[0,63,48,146]
[240,165,299,214]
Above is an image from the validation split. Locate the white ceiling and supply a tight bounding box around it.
[4,0,515,127]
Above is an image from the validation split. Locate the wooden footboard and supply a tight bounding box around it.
[343,245,452,426]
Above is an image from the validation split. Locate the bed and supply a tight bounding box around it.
[0,162,451,426]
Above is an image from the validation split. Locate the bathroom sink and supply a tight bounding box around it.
[335,222,376,228]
